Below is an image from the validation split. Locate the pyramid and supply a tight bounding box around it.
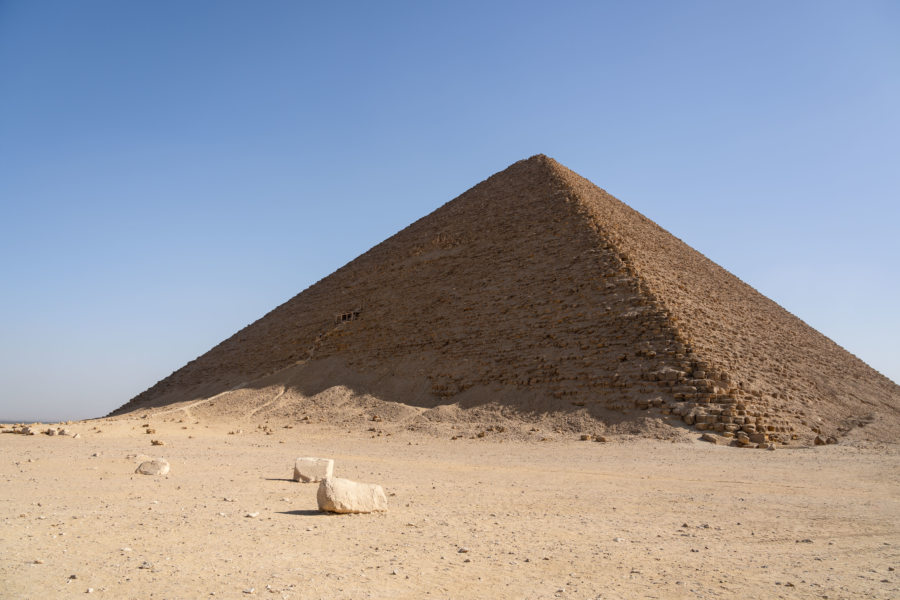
[112,155,899,445]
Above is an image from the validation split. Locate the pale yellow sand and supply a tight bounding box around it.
[2,418,898,599]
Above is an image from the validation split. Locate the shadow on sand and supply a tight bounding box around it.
[276,509,327,517]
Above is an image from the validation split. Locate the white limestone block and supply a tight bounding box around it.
[292,457,334,483]
[316,477,387,514]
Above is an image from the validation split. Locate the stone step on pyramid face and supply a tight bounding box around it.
[113,155,900,446]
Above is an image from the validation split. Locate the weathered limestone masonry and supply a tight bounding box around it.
[113,155,899,445]
[640,361,797,447]
[547,158,897,445]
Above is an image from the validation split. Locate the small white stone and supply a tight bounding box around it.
[135,459,169,476]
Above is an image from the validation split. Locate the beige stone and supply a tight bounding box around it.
[135,459,170,476]
[317,477,387,514]
[293,457,334,483]
[749,433,768,444]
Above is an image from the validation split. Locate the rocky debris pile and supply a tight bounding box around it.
[317,477,388,514]
[42,426,76,436]
[293,457,334,483]
[135,458,170,476]
[7,425,37,435]
[637,360,817,448]
[814,434,838,446]
[2,424,78,437]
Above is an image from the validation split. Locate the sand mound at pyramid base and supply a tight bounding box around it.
[114,356,897,446]
[120,358,695,442]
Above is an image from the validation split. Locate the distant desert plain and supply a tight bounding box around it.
[2,411,898,599]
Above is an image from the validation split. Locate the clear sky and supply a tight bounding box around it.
[1,1,898,422]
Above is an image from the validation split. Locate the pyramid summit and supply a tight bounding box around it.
[113,155,899,445]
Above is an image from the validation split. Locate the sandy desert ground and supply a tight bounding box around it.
[2,416,898,600]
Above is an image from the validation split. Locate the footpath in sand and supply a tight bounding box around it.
[2,417,898,600]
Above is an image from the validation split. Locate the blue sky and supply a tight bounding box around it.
[1,1,897,421]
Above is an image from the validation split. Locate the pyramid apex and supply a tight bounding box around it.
[523,153,559,166]
[509,154,570,179]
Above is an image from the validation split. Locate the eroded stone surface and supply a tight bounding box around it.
[317,477,387,514]
[293,457,334,483]
[135,459,169,476]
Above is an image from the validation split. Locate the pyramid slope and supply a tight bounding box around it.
[547,160,899,439]
[113,156,899,444]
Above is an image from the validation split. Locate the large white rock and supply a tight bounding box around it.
[293,457,334,483]
[317,477,388,514]
[135,459,170,476]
